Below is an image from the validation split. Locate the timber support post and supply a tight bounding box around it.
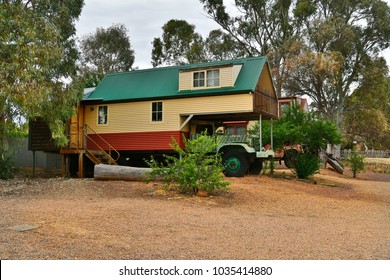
[78,152,84,178]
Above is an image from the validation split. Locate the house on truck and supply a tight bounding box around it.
[60,56,278,177]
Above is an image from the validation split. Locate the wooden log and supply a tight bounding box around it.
[94,164,152,181]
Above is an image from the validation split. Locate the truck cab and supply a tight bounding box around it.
[191,121,274,177]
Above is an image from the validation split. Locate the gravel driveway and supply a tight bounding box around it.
[1,168,389,260]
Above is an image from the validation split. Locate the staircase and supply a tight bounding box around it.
[84,124,120,165]
[85,150,118,165]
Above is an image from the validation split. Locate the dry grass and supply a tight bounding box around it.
[364,158,390,173]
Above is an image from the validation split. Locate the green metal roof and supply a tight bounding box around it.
[83,56,268,103]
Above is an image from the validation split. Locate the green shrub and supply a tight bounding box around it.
[262,157,275,176]
[292,153,321,179]
[147,134,230,195]
[248,105,342,154]
[0,152,16,180]
[345,151,365,178]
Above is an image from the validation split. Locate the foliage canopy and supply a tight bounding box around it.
[0,0,84,150]
[343,59,390,149]
[199,0,390,131]
[79,23,135,87]
[151,19,245,66]
[249,105,342,155]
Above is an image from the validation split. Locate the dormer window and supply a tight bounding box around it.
[193,71,205,87]
[193,69,220,88]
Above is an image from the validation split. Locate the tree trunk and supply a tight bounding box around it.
[0,112,5,159]
[93,164,152,181]
[336,95,345,131]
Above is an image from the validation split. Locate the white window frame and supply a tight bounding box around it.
[193,69,220,88]
[193,71,205,88]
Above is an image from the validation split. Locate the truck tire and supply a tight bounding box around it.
[222,151,249,177]
[249,159,263,175]
[284,149,299,168]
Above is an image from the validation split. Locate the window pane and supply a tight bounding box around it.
[152,102,163,122]
[226,127,235,135]
[206,69,220,87]
[236,127,246,135]
[193,71,205,87]
[98,106,108,124]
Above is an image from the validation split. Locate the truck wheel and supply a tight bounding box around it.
[284,149,299,168]
[249,159,263,175]
[222,151,248,177]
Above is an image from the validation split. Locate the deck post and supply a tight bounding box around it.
[270,118,273,150]
[61,154,66,177]
[259,114,262,149]
[32,150,36,177]
[78,152,84,178]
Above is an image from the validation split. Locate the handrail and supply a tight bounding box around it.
[190,134,251,153]
[191,134,249,144]
[84,124,120,163]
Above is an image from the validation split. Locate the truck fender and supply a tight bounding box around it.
[217,143,256,155]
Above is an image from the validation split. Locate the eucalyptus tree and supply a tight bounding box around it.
[79,24,135,86]
[343,58,390,149]
[204,29,246,61]
[151,19,246,67]
[0,0,84,151]
[199,0,299,95]
[285,0,390,129]
[151,19,206,66]
[199,0,390,131]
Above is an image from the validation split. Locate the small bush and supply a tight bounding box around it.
[147,134,230,195]
[292,153,321,179]
[0,153,16,180]
[262,157,275,176]
[345,151,365,178]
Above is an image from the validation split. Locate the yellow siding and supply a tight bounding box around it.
[257,65,275,97]
[179,71,192,90]
[84,94,253,134]
[220,67,233,87]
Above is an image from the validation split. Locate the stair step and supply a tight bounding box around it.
[86,150,118,165]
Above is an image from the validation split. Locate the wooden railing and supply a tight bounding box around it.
[65,120,84,149]
[254,90,278,117]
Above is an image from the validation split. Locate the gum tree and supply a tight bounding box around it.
[0,0,84,153]
[199,0,390,131]
[79,24,135,87]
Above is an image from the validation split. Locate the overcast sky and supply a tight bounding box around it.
[75,0,390,70]
[75,0,222,69]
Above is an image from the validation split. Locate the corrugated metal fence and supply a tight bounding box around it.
[9,138,62,169]
[341,149,390,158]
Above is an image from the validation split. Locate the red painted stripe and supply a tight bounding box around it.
[87,131,188,151]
